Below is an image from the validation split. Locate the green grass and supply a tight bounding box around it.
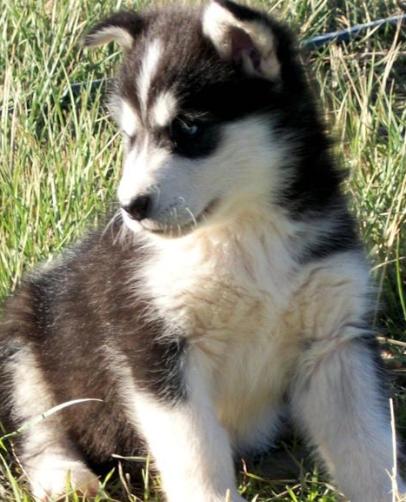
[0,0,405,500]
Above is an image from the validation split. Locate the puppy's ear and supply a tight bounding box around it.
[203,0,280,79]
[84,11,144,50]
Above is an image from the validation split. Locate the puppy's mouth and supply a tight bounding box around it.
[142,199,219,238]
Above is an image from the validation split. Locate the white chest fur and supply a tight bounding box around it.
[141,214,302,447]
[141,212,370,451]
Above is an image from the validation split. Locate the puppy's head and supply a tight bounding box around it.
[86,0,306,237]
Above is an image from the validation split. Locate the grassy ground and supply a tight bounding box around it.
[0,0,405,500]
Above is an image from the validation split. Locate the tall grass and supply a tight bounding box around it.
[0,0,405,500]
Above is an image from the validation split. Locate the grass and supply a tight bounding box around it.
[0,0,405,500]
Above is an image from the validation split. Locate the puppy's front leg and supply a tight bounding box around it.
[290,336,405,502]
[134,356,245,502]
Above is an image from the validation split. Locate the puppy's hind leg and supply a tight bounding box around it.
[8,347,99,501]
[290,335,405,502]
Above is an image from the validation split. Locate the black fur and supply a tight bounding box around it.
[298,207,362,264]
[0,217,186,473]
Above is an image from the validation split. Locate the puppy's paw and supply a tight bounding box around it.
[28,455,99,501]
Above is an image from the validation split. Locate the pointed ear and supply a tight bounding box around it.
[202,0,280,80]
[84,11,144,50]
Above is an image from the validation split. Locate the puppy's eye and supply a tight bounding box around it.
[180,121,199,136]
[170,118,202,143]
[168,116,216,158]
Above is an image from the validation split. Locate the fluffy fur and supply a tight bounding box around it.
[0,1,404,501]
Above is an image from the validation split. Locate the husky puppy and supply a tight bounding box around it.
[0,1,404,501]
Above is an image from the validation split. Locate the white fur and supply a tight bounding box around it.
[103,346,245,502]
[8,348,98,500]
[203,1,280,79]
[119,99,139,138]
[150,90,177,128]
[137,39,162,115]
[86,26,133,49]
[117,136,169,210]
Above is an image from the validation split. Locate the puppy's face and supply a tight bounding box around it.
[86,1,296,237]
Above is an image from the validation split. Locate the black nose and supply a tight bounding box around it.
[122,194,152,221]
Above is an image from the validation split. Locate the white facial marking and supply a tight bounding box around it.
[138,39,162,115]
[118,137,169,206]
[150,91,177,129]
[120,99,139,138]
[86,26,133,49]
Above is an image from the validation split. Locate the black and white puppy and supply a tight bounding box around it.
[0,1,404,501]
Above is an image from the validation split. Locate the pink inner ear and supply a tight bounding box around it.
[229,26,261,71]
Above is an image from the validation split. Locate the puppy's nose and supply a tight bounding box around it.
[121,194,152,221]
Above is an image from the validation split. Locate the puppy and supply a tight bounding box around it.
[1,1,404,501]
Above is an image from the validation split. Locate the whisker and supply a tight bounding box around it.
[101,210,121,240]
[184,206,198,228]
